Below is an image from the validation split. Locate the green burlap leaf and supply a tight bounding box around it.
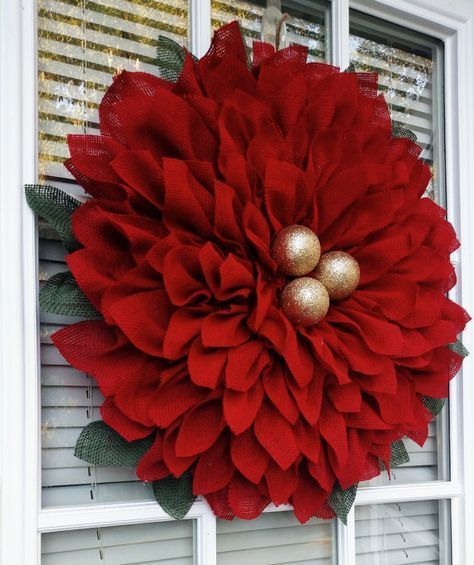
[448,340,469,358]
[40,271,100,318]
[75,421,154,467]
[423,396,446,416]
[390,439,410,468]
[392,124,417,143]
[152,471,196,520]
[25,184,81,251]
[344,62,356,73]
[156,35,187,82]
[328,483,358,525]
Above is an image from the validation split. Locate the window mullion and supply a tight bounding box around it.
[336,510,356,565]
[331,0,350,68]
[191,0,212,57]
[196,510,217,565]
[356,481,462,506]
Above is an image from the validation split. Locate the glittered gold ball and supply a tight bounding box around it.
[271,225,321,276]
[280,277,330,327]
[312,251,360,301]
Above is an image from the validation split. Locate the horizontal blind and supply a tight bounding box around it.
[349,11,445,205]
[40,236,157,507]
[211,0,329,63]
[355,500,447,564]
[41,520,194,564]
[217,511,333,564]
[38,0,189,507]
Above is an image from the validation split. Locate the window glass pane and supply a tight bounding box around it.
[349,12,449,486]
[41,520,195,564]
[38,0,189,507]
[355,500,451,564]
[349,11,445,205]
[217,511,334,564]
[39,0,189,184]
[212,0,330,63]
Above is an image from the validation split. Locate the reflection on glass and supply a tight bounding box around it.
[212,0,329,62]
[217,511,334,564]
[38,0,189,183]
[355,500,451,565]
[41,520,195,564]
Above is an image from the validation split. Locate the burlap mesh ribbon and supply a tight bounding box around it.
[25,184,81,251]
[423,397,446,416]
[329,483,357,525]
[152,472,196,520]
[390,439,410,468]
[40,271,100,318]
[156,35,189,82]
[392,125,418,142]
[448,339,469,358]
[75,421,154,467]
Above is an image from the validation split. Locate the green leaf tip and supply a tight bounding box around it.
[152,471,196,520]
[75,420,154,467]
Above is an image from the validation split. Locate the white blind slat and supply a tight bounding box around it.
[355,500,444,565]
[42,521,194,565]
[217,511,333,564]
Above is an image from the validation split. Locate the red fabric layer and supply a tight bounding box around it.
[53,20,469,524]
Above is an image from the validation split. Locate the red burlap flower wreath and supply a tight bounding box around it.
[29,22,469,523]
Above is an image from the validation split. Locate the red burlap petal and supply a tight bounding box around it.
[175,401,225,457]
[231,429,270,484]
[136,435,169,481]
[224,380,264,434]
[227,474,270,519]
[193,433,234,494]
[254,402,299,470]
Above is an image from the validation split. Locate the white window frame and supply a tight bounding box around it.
[1,1,473,564]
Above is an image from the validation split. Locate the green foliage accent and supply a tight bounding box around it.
[392,125,417,143]
[40,271,100,318]
[329,483,358,525]
[152,472,196,520]
[423,396,446,416]
[75,421,154,467]
[25,184,81,251]
[390,439,410,468]
[448,340,469,358]
[156,35,199,82]
[344,62,356,73]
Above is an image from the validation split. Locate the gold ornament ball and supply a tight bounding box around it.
[271,225,321,276]
[312,251,360,300]
[280,277,330,327]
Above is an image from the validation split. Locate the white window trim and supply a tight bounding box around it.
[1,1,473,564]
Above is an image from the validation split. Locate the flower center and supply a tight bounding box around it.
[271,225,360,326]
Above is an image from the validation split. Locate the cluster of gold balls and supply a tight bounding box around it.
[271,225,360,327]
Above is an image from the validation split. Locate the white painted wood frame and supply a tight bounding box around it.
[1,0,473,563]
